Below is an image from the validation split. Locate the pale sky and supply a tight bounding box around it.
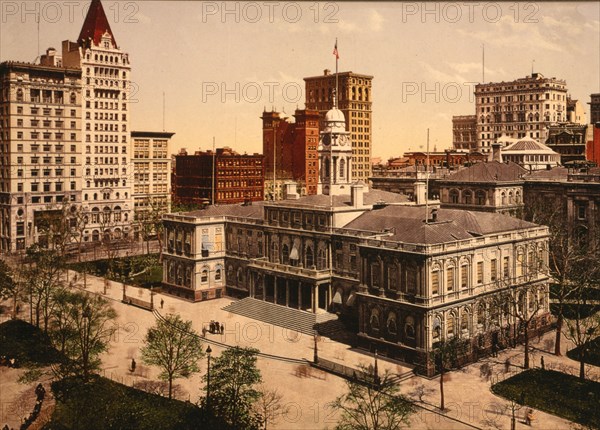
[1,1,599,160]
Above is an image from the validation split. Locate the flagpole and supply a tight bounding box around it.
[335,38,338,109]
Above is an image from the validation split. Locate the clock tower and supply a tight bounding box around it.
[317,92,353,196]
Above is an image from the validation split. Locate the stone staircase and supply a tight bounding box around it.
[222,298,326,336]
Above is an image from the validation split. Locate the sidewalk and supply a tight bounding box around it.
[3,268,595,429]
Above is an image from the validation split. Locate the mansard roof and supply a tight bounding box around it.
[442,161,526,183]
[78,0,117,47]
[344,206,539,245]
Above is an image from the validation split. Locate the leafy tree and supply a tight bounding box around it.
[204,346,262,429]
[328,364,414,430]
[430,337,467,411]
[0,259,24,319]
[141,314,204,399]
[53,291,117,381]
[135,197,168,260]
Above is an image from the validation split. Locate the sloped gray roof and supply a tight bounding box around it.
[273,188,409,209]
[344,205,538,245]
[184,201,266,219]
[524,167,569,181]
[443,161,526,183]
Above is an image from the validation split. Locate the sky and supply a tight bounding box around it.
[1,1,599,160]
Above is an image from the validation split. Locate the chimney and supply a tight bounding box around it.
[491,143,502,162]
[351,183,364,208]
[283,181,299,200]
[324,69,331,76]
[414,181,426,205]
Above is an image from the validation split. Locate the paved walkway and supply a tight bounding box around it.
[2,269,598,429]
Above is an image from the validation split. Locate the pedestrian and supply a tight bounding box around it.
[160,298,164,309]
[540,356,545,370]
[209,321,214,334]
[504,358,511,373]
[131,358,136,373]
[202,326,207,338]
[491,343,498,358]
[220,323,224,334]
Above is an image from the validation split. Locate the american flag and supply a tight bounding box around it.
[333,39,339,60]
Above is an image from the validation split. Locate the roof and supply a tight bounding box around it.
[503,139,557,154]
[344,206,539,245]
[524,167,569,181]
[443,161,526,183]
[272,188,409,209]
[78,0,117,48]
[131,131,175,139]
[181,202,266,220]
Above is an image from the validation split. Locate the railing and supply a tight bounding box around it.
[250,257,331,279]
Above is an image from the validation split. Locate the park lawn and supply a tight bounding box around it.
[567,336,600,367]
[44,376,231,430]
[68,254,162,289]
[492,369,600,428]
[0,319,64,367]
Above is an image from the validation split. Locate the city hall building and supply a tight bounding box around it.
[162,98,552,374]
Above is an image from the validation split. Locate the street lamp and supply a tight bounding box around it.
[206,345,212,410]
[313,334,319,364]
[374,349,380,386]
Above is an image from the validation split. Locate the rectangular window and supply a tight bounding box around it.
[503,256,510,278]
[491,259,497,282]
[461,265,468,288]
[477,262,483,284]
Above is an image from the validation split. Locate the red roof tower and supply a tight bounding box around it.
[78,0,117,48]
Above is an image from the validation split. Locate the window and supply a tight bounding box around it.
[201,269,209,283]
[477,262,483,284]
[576,202,587,220]
[405,316,415,339]
[446,266,455,291]
[432,269,439,295]
[215,267,222,281]
[503,256,510,278]
[461,265,468,289]
[447,313,455,337]
[491,259,497,282]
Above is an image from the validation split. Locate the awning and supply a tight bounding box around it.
[290,242,299,260]
[332,290,343,305]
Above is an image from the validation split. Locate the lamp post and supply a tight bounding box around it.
[374,349,380,386]
[82,304,91,380]
[206,345,212,410]
[313,334,319,364]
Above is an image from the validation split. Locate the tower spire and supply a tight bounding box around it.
[78,0,117,47]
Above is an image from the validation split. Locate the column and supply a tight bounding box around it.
[262,276,266,301]
[274,275,278,304]
[312,284,317,313]
[298,281,302,310]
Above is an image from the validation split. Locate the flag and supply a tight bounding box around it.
[333,40,339,60]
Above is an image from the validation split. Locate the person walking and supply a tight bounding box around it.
[220,323,224,334]
[131,358,136,373]
[160,298,164,309]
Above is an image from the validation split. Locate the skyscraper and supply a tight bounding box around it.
[305,70,373,183]
[62,0,134,241]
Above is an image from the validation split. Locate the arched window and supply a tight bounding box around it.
[270,240,278,261]
[184,266,192,287]
[449,189,459,204]
[447,313,456,337]
[477,303,486,329]
[317,248,326,270]
[461,311,470,333]
[281,244,289,265]
[432,316,441,340]
[508,191,514,204]
[305,245,314,268]
[215,267,222,281]
[463,190,472,205]
[501,192,507,205]
[370,308,380,331]
[405,316,415,339]
[387,312,397,335]
[16,89,23,102]
[201,268,209,283]
[339,158,345,178]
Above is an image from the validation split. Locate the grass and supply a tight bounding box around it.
[567,336,600,367]
[68,254,162,289]
[492,369,600,428]
[0,319,64,367]
[44,376,231,430]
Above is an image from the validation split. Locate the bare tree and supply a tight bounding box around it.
[430,337,467,411]
[253,385,284,430]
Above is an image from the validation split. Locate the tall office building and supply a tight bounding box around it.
[475,73,568,153]
[62,0,134,241]
[305,70,373,183]
[0,58,82,252]
[589,93,600,125]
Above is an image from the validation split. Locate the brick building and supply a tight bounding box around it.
[261,109,320,198]
[173,147,264,206]
[588,93,600,125]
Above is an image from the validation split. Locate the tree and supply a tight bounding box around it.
[430,337,467,411]
[253,385,284,430]
[141,314,204,399]
[53,291,117,381]
[135,197,168,260]
[204,346,262,429]
[563,284,600,380]
[0,259,25,319]
[328,364,415,430]
[24,244,67,332]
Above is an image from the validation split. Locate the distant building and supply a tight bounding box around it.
[588,93,600,125]
[403,150,487,168]
[452,115,477,151]
[261,109,320,198]
[500,138,561,171]
[439,144,527,215]
[173,147,264,206]
[587,123,600,165]
[543,123,589,165]
[566,96,587,124]
[131,131,174,217]
[305,70,373,183]
[475,73,568,153]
